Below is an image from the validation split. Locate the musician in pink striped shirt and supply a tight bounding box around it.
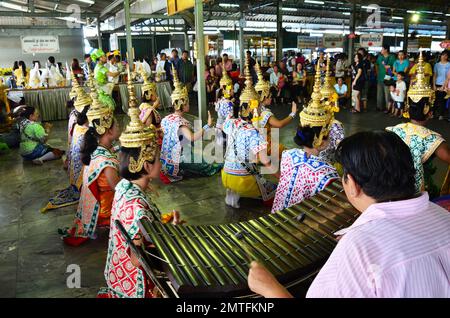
[248,131,450,298]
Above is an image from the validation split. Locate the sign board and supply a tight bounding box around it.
[167,0,209,16]
[323,35,344,48]
[297,35,322,49]
[359,33,383,48]
[21,35,60,54]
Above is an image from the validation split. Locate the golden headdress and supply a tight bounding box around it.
[239,56,260,106]
[69,72,77,100]
[171,64,189,110]
[119,65,159,173]
[321,53,335,100]
[300,61,331,148]
[86,69,114,135]
[72,70,92,113]
[254,60,271,102]
[139,65,157,100]
[404,51,435,118]
[219,70,232,88]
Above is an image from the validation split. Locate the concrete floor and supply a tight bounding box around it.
[0,98,449,298]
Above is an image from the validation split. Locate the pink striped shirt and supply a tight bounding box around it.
[306,192,450,298]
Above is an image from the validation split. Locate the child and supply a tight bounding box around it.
[390,71,407,118]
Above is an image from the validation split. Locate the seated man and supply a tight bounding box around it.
[248,130,450,298]
[334,77,348,109]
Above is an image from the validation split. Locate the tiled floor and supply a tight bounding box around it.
[0,98,449,298]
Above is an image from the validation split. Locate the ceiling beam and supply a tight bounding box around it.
[0,10,98,17]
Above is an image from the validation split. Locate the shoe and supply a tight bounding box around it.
[32,159,44,165]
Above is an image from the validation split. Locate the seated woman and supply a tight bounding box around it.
[160,65,222,182]
[292,62,307,105]
[271,126,339,213]
[254,60,297,158]
[18,106,64,165]
[42,75,92,212]
[138,68,161,133]
[215,71,234,148]
[60,85,121,246]
[271,69,340,213]
[99,80,182,298]
[386,53,450,198]
[222,59,277,208]
[319,55,346,165]
[248,131,450,298]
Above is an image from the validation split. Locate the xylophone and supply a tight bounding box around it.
[131,181,360,297]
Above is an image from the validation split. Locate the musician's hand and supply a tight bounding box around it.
[248,261,293,298]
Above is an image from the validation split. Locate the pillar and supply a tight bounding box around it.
[194,0,207,123]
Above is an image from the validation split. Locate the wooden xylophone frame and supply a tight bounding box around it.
[138,181,360,298]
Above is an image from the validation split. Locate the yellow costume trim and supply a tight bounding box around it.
[221,170,261,198]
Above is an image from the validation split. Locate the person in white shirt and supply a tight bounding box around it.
[389,71,407,118]
[107,55,120,84]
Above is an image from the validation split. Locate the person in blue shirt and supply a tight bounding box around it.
[433,50,450,120]
[393,50,410,82]
[334,77,348,109]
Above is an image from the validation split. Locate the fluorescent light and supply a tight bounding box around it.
[407,10,416,14]
[282,7,297,11]
[362,5,378,9]
[446,14,450,17]
[0,2,27,11]
[432,20,442,23]
[219,3,239,8]
[342,12,351,16]
[304,0,324,5]
[75,0,95,4]
[392,16,403,20]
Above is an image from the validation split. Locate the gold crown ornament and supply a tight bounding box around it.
[239,56,260,106]
[86,69,114,135]
[321,53,335,101]
[300,60,332,148]
[404,51,435,119]
[69,71,77,100]
[254,60,271,102]
[119,65,159,173]
[72,69,92,112]
[219,70,232,88]
[139,65,157,100]
[170,64,189,110]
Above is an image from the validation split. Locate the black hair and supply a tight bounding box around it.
[18,61,27,77]
[161,52,166,58]
[119,147,156,180]
[293,126,323,148]
[408,98,430,121]
[20,106,36,119]
[223,53,228,58]
[397,71,406,78]
[108,54,114,61]
[182,50,189,55]
[382,44,390,52]
[217,57,223,63]
[84,54,91,60]
[441,50,449,58]
[172,49,178,54]
[13,61,19,70]
[75,106,89,126]
[48,56,56,65]
[335,131,416,202]
[81,127,99,165]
